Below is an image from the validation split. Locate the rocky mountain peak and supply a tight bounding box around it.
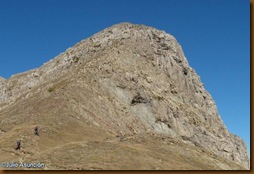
[0,23,249,169]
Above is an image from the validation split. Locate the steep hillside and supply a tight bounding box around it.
[0,22,249,170]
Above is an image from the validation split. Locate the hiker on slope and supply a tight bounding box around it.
[15,140,21,150]
[34,126,39,136]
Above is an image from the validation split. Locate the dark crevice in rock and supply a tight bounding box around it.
[183,67,188,76]
[131,93,148,106]
[0,129,6,133]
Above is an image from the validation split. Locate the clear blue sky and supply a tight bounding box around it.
[0,0,250,154]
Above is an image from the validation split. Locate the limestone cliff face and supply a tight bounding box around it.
[0,23,249,169]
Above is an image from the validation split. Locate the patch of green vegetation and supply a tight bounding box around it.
[155,95,164,101]
[73,56,80,63]
[48,87,55,93]
[93,43,101,48]
[47,80,69,93]
[135,24,143,29]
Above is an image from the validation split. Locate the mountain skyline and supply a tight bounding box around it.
[0,0,250,155]
[0,22,249,169]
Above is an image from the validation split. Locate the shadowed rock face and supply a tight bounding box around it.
[0,22,249,169]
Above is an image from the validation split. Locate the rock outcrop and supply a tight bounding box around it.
[0,22,249,169]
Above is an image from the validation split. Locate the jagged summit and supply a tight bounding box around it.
[0,23,249,170]
[107,22,137,28]
[100,22,153,30]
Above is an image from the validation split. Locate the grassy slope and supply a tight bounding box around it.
[0,80,245,170]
